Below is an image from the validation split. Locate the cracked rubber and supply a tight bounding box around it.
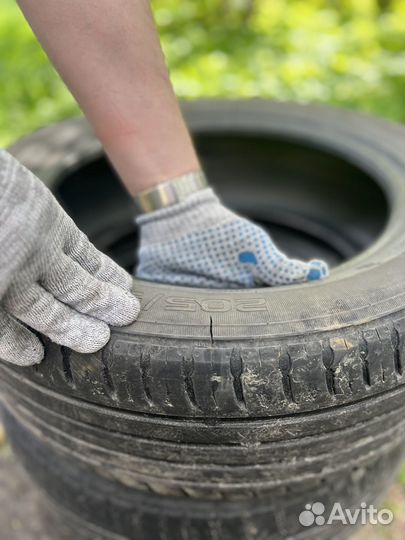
[1,101,405,540]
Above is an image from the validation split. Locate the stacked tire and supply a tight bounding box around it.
[1,101,404,540]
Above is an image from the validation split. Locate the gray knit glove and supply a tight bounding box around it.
[136,188,329,288]
[0,150,140,366]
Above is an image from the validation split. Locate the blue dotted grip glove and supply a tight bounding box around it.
[136,188,328,288]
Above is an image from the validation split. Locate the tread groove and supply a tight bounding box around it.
[61,347,74,387]
[375,328,386,382]
[101,350,117,400]
[392,326,402,375]
[181,355,199,410]
[322,341,337,396]
[139,351,154,407]
[229,349,247,410]
[279,350,295,404]
[209,316,215,345]
[359,333,371,387]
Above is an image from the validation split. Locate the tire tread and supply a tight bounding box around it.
[5,313,405,419]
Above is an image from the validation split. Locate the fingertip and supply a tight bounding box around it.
[111,292,140,327]
[72,321,111,354]
[307,268,322,281]
[14,337,44,367]
[30,341,45,365]
[307,260,329,282]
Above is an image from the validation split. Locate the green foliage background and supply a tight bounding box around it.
[0,0,404,147]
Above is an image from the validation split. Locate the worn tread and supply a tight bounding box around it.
[3,314,404,419]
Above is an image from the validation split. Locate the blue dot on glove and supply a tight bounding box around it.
[307,268,322,281]
[239,251,258,265]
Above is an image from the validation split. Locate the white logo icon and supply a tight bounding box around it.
[299,502,325,527]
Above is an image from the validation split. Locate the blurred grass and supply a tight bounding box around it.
[0,0,404,147]
[353,483,404,539]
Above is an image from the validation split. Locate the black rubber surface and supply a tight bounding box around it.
[3,403,402,540]
[2,101,405,540]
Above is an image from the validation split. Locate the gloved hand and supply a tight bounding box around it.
[0,150,140,366]
[136,188,329,288]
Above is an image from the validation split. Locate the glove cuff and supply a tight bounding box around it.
[134,170,208,214]
[136,187,235,245]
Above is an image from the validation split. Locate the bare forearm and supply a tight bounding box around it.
[17,0,200,194]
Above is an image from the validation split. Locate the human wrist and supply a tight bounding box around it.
[100,109,201,196]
